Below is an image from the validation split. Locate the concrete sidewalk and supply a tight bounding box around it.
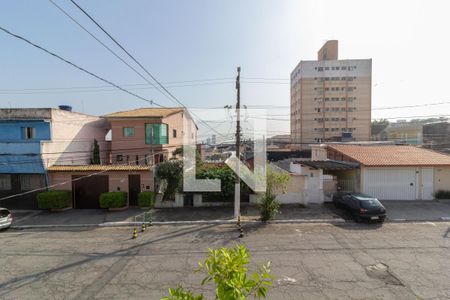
[10,200,450,229]
[12,207,149,228]
[381,200,450,221]
[150,204,342,222]
[11,204,344,228]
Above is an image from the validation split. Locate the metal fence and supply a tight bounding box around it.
[337,179,355,192]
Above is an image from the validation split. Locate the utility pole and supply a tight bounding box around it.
[234,66,241,219]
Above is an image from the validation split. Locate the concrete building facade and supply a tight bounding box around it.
[291,40,372,149]
[103,107,197,165]
[0,107,109,208]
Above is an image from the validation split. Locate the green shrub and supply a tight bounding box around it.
[434,190,450,199]
[99,192,127,208]
[259,194,281,222]
[259,167,290,222]
[37,190,71,209]
[138,191,156,207]
[163,244,273,300]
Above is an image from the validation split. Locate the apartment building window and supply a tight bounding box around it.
[145,123,168,145]
[20,175,44,191]
[0,174,11,190]
[126,155,130,164]
[144,154,149,165]
[173,129,177,138]
[116,155,123,162]
[341,66,347,70]
[317,67,323,71]
[22,127,36,139]
[325,67,330,70]
[123,127,135,137]
[135,155,139,165]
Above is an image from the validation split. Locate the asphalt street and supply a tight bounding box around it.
[1,222,449,299]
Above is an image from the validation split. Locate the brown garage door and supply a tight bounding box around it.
[72,175,109,209]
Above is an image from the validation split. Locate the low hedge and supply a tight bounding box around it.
[138,191,156,208]
[434,190,450,199]
[37,190,72,209]
[99,192,128,208]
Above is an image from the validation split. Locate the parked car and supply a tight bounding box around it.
[332,192,386,223]
[0,208,13,230]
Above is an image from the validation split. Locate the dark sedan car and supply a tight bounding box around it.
[332,192,386,223]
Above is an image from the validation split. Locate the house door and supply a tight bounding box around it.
[421,168,434,200]
[128,175,141,206]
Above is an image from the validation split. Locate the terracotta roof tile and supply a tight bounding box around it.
[103,107,184,118]
[48,165,151,172]
[327,144,450,166]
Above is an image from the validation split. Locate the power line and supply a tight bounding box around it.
[0,25,161,107]
[0,80,235,94]
[68,0,226,138]
[0,145,184,202]
[48,0,168,104]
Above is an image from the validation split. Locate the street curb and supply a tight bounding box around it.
[11,217,450,229]
[10,218,346,229]
[387,218,450,222]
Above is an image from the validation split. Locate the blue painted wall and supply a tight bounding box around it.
[0,120,51,174]
[0,120,51,141]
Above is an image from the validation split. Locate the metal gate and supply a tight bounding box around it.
[363,168,417,200]
[72,175,109,208]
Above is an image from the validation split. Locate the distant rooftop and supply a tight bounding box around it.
[103,107,185,119]
[48,165,151,172]
[327,144,450,167]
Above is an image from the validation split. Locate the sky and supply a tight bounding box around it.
[1,0,450,140]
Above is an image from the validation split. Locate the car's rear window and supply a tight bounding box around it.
[0,209,10,218]
[359,199,382,209]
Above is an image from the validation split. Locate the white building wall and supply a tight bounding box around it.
[41,109,110,167]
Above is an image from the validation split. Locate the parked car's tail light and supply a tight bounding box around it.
[360,208,367,214]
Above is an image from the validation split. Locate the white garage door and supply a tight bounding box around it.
[363,168,417,200]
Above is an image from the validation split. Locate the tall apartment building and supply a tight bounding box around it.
[290,40,372,149]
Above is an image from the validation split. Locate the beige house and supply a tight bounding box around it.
[291,40,372,149]
[311,143,450,200]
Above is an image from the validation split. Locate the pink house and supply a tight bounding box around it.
[103,107,198,165]
[47,107,197,209]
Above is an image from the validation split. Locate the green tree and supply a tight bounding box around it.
[162,244,273,300]
[90,139,100,164]
[259,166,290,222]
[371,119,390,136]
[172,147,203,168]
[156,160,183,200]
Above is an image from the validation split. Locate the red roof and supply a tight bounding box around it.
[327,144,450,167]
